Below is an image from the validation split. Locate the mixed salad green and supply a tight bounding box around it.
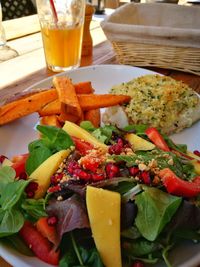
[0,121,200,267]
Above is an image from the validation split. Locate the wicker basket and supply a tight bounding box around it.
[101,3,200,75]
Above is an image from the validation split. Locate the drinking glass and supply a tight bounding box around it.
[36,0,86,72]
[0,3,18,62]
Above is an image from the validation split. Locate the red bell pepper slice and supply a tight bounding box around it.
[20,221,59,265]
[159,168,200,198]
[36,217,59,246]
[145,127,170,152]
[71,136,94,155]
[11,153,29,178]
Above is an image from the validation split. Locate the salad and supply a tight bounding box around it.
[0,120,200,267]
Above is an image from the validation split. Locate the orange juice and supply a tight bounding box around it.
[41,25,84,72]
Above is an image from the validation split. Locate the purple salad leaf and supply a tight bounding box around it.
[47,194,90,242]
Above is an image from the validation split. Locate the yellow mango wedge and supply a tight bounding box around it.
[63,121,108,151]
[191,160,200,175]
[187,151,200,161]
[30,149,70,199]
[86,186,122,267]
[125,133,155,151]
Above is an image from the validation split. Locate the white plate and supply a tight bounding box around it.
[0,64,200,267]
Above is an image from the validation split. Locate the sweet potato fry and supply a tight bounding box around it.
[53,77,83,118]
[84,109,101,127]
[38,94,131,116]
[74,81,94,94]
[40,115,61,128]
[57,113,80,124]
[38,99,60,116]
[77,94,131,110]
[0,90,57,125]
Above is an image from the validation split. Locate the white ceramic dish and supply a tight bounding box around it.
[0,65,200,267]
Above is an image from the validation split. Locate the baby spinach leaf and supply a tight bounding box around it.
[0,179,29,210]
[80,121,97,132]
[92,125,118,144]
[26,125,73,175]
[123,124,148,136]
[37,125,74,152]
[0,166,15,193]
[122,238,161,257]
[21,198,47,220]
[25,146,52,175]
[0,208,24,237]
[135,187,182,241]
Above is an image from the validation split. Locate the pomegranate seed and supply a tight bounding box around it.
[91,172,105,181]
[105,163,120,179]
[0,155,7,163]
[129,167,139,176]
[140,171,151,185]
[131,260,145,267]
[25,181,38,198]
[47,216,58,226]
[18,172,27,180]
[67,161,80,174]
[26,191,35,198]
[193,150,200,157]
[51,173,63,185]
[73,169,91,181]
[48,185,61,193]
[82,159,99,172]
[108,138,124,155]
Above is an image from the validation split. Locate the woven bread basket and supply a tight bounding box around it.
[101,3,200,75]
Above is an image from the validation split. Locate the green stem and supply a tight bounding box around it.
[162,243,174,267]
[70,232,84,266]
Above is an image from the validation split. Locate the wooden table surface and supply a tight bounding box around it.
[0,11,200,267]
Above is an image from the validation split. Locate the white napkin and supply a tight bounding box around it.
[101,3,200,48]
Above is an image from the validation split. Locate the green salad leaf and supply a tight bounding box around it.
[135,187,182,241]
[26,125,73,175]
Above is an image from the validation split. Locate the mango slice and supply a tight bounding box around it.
[63,121,107,151]
[125,133,155,151]
[86,186,122,267]
[30,149,70,199]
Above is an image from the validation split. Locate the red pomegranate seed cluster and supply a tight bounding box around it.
[129,167,151,185]
[105,163,120,179]
[25,182,38,198]
[108,138,124,155]
[47,216,58,226]
[194,150,200,157]
[51,173,64,185]
[0,155,7,163]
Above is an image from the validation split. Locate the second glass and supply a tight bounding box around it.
[36,0,86,72]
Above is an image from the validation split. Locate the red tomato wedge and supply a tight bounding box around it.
[145,127,170,152]
[72,136,94,155]
[159,168,200,198]
[11,153,29,178]
[20,221,60,265]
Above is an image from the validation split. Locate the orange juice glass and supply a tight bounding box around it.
[36,0,86,72]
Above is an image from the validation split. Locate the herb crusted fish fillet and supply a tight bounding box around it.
[103,75,200,135]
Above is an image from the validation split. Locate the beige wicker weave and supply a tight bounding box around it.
[112,42,200,75]
[101,3,200,75]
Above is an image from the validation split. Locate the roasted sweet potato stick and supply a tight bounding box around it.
[57,113,80,124]
[38,94,131,116]
[53,77,83,118]
[0,90,57,125]
[84,109,101,127]
[78,94,131,110]
[74,81,94,94]
[40,115,61,128]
